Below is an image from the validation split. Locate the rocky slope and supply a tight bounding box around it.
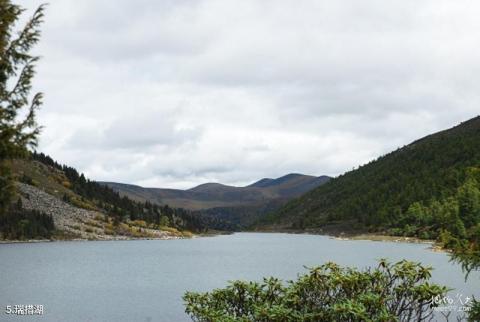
[15,183,185,241]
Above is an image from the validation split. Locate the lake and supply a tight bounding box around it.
[0,233,478,321]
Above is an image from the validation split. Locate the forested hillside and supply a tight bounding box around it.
[33,152,234,231]
[259,116,480,251]
[1,152,232,240]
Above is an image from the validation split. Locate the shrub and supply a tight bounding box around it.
[159,215,170,227]
[388,228,403,236]
[184,260,447,322]
[71,197,96,211]
[466,299,480,322]
[403,224,418,237]
[160,226,180,234]
[419,231,431,240]
[132,220,147,228]
[19,174,34,185]
[182,230,194,238]
[87,220,102,228]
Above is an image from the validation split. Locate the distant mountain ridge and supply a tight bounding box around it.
[102,173,330,230]
[102,173,331,211]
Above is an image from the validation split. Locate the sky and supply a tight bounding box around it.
[16,0,480,189]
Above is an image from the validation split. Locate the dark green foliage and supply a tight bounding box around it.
[458,178,480,228]
[19,172,33,185]
[184,259,447,322]
[0,1,44,161]
[0,197,54,239]
[196,198,289,231]
[262,117,480,231]
[397,171,480,270]
[467,299,480,322]
[0,1,45,216]
[260,117,480,249]
[0,162,14,213]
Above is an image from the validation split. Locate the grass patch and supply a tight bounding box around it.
[182,231,194,238]
[70,198,96,211]
[86,220,103,228]
[131,220,148,228]
[159,226,181,235]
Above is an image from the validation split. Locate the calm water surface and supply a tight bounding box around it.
[0,233,478,321]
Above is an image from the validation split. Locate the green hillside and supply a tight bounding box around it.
[258,116,480,251]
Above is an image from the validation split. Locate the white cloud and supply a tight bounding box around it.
[16,0,480,188]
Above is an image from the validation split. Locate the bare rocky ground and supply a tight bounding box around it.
[16,182,183,241]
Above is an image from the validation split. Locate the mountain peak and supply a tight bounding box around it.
[248,178,274,188]
[187,182,230,192]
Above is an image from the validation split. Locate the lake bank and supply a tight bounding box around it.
[331,233,449,253]
[252,227,447,252]
[0,229,234,244]
[0,234,192,245]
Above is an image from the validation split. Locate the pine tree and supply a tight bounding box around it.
[458,178,480,228]
[0,1,45,214]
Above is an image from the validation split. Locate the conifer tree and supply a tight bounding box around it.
[0,1,45,213]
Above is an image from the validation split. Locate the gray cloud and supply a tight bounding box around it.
[67,113,203,150]
[17,0,480,188]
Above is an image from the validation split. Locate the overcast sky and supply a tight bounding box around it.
[17,0,480,189]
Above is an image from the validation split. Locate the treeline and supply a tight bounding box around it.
[261,117,480,250]
[394,168,480,256]
[0,199,54,240]
[31,152,230,232]
[197,198,289,230]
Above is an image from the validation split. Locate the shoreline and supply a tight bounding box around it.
[251,229,448,253]
[0,235,195,245]
[330,233,447,253]
[0,230,232,245]
[332,233,434,244]
[0,231,236,245]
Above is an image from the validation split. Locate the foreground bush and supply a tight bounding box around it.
[184,260,447,322]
